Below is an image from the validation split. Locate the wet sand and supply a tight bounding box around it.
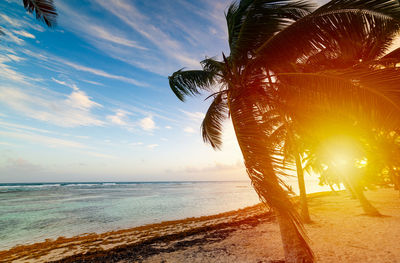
[1,188,399,262]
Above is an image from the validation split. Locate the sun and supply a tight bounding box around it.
[319,135,366,171]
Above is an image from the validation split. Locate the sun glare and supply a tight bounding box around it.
[319,136,365,171]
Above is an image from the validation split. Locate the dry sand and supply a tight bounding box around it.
[1,188,399,263]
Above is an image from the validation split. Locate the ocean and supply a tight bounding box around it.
[0,181,260,250]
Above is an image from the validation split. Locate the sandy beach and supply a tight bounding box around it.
[1,188,399,263]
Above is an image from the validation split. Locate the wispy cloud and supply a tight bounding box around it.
[184,127,196,134]
[0,130,86,149]
[0,85,104,127]
[0,54,31,83]
[86,0,202,74]
[12,29,35,39]
[58,2,147,50]
[147,144,159,149]
[180,110,205,121]
[0,14,22,27]
[106,109,130,126]
[86,151,116,159]
[130,142,143,146]
[58,58,148,87]
[7,54,25,62]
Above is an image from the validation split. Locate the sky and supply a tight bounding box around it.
[0,0,331,183]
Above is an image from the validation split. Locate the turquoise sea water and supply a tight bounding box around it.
[0,181,260,250]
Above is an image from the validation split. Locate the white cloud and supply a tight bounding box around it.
[93,0,200,71]
[66,88,101,110]
[86,151,116,159]
[51,77,69,86]
[82,79,104,86]
[7,54,25,62]
[0,120,53,134]
[0,86,104,127]
[107,109,130,126]
[165,125,172,129]
[184,127,196,133]
[0,14,22,27]
[130,142,143,146]
[58,2,147,50]
[0,130,86,149]
[181,110,205,121]
[12,30,35,39]
[0,55,30,83]
[139,116,156,131]
[0,28,24,45]
[60,58,148,87]
[147,144,159,149]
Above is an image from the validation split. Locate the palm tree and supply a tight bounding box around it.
[1,0,57,35]
[169,0,400,262]
[170,1,315,261]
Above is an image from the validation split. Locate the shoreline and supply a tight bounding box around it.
[0,200,273,263]
[2,189,400,262]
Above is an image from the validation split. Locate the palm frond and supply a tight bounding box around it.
[228,0,313,63]
[23,0,57,27]
[255,1,400,71]
[382,47,400,59]
[201,93,229,150]
[200,57,224,74]
[276,68,400,129]
[168,69,218,101]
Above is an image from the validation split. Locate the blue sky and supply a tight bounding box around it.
[0,0,335,183]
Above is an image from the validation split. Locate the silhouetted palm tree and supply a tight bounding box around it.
[169,0,400,262]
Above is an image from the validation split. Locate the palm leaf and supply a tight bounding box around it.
[382,47,400,59]
[276,68,400,130]
[200,57,224,74]
[201,93,229,150]
[227,0,313,63]
[255,0,400,71]
[168,69,218,101]
[23,0,57,27]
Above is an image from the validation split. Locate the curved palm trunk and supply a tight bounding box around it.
[295,153,311,223]
[229,96,314,263]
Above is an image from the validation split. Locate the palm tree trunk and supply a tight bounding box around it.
[329,184,338,195]
[342,178,357,199]
[228,96,314,263]
[277,212,314,263]
[295,153,311,223]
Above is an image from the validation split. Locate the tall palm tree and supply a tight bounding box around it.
[169,0,400,262]
[1,0,57,35]
[170,1,314,261]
